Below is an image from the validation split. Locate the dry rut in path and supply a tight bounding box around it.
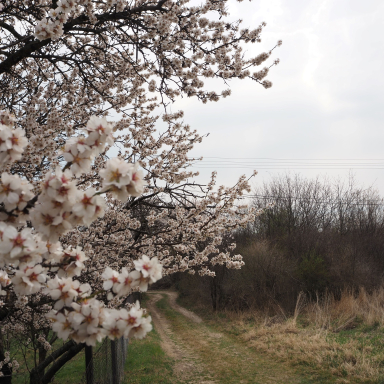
[147,291,314,384]
[146,293,216,384]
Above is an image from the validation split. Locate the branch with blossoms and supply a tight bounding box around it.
[1,0,281,123]
[0,110,162,348]
[0,1,281,380]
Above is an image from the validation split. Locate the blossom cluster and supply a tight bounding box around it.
[44,255,162,346]
[0,112,158,347]
[0,111,28,168]
[34,0,128,41]
[0,351,19,376]
[49,299,151,346]
[100,159,146,201]
[102,256,163,297]
[29,167,105,241]
[34,0,76,41]
[61,115,114,176]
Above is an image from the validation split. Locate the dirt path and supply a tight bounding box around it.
[147,293,215,383]
[147,291,313,384]
[158,290,202,324]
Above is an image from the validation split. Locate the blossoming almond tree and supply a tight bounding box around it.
[0,1,280,383]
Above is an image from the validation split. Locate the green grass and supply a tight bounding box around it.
[10,337,86,384]
[51,348,85,384]
[124,327,177,384]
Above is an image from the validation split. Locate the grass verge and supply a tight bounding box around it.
[124,326,176,384]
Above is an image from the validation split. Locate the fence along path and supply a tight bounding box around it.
[83,293,140,384]
[83,337,128,384]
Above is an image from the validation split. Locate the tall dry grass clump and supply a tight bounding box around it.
[239,288,384,383]
[306,287,384,331]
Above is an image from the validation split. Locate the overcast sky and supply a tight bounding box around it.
[170,0,384,197]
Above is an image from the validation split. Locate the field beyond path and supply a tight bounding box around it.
[144,291,323,384]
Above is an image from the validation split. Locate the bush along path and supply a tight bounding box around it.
[142,291,336,384]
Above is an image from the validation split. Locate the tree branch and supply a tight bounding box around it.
[40,342,85,384]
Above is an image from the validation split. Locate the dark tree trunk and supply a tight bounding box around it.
[40,342,85,384]
[29,340,84,384]
[210,277,217,311]
[0,349,12,384]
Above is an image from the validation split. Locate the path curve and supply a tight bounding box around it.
[153,290,202,323]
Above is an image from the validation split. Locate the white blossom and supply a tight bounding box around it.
[12,265,47,295]
[72,188,106,225]
[125,164,146,197]
[115,268,140,297]
[100,158,134,201]
[134,255,163,284]
[45,276,80,310]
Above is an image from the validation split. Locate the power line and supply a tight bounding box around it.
[188,157,384,170]
[241,194,384,206]
[192,167,384,170]
[179,188,384,207]
[199,157,384,160]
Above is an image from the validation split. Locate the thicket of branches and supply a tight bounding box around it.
[176,174,384,312]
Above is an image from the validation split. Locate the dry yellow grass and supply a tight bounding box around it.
[217,288,384,383]
[306,287,384,329]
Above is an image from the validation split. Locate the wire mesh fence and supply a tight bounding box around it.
[82,293,139,384]
[83,336,129,384]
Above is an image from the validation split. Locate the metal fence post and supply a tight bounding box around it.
[85,345,94,384]
[111,339,118,384]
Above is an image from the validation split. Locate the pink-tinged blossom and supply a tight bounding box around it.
[62,146,93,176]
[51,312,73,341]
[30,201,73,241]
[103,310,126,340]
[43,241,64,266]
[45,276,79,310]
[42,168,77,204]
[58,246,87,277]
[99,158,133,201]
[134,255,163,284]
[137,274,150,292]
[0,226,35,259]
[72,301,102,336]
[129,315,153,339]
[0,173,33,211]
[12,265,47,295]
[0,222,6,240]
[101,267,120,292]
[0,111,16,127]
[74,283,91,298]
[17,235,47,268]
[0,125,28,165]
[72,188,106,225]
[0,125,12,154]
[0,173,21,209]
[34,18,52,41]
[68,299,107,346]
[0,271,10,287]
[115,268,140,297]
[84,116,114,154]
[117,302,144,338]
[125,164,146,197]
[68,136,91,154]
